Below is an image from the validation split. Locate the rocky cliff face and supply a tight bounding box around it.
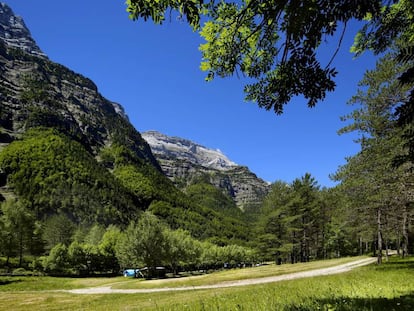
[0,3,162,205]
[0,3,46,58]
[142,131,270,210]
[0,3,158,166]
[142,131,237,170]
[0,4,255,239]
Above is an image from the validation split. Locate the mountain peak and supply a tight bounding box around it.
[142,130,270,210]
[142,130,237,171]
[0,3,47,58]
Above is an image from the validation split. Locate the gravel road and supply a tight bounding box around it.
[66,257,376,294]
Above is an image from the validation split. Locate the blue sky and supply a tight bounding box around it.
[4,1,378,187]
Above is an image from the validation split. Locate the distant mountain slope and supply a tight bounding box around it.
[142,131,270,211]
[0,2,158,168]
[0,3,251,243]
[142,131,237,170]
[0,3,46,58]
[0,2,160,222]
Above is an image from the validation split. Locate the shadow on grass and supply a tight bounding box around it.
[284,293,414,311]
[0,279,22,286]
[372,258,414,271]
[381,261,414,268]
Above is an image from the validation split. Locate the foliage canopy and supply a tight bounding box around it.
[126,0,382,113]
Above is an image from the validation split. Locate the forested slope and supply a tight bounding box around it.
[0,21,249,244]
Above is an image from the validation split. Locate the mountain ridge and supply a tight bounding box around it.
[0,2,46,58]
[0,2,251,243]
[0,2,161,211]
[142,130,237,171]
[142,130,270,210]
[0,2,157,167]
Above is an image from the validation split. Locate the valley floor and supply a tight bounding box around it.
[66,257,376,294]
[2,256,412,311]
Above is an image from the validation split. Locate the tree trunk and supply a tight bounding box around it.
[385,237,389,262]
[397,231,401,256]
[5,234,11,267]
[377,207,382,265]
[402,203,409,258]
[301,231,306,262]
[291,232,297,264]
[320,227,327,259]
[19,227,24,267]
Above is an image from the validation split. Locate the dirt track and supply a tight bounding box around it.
[65,257,376,294]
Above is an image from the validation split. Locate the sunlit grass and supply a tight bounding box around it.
[0,275,129,291]
[155,257,414,311]
[0,256,363,292]
[113,256,366,289]
[1,256,413,310]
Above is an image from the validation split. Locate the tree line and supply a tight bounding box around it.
[1,0,413,275]
[254,50,414,264]
[1,48,413,270]
[0,203,255,277]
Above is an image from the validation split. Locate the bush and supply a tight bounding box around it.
[30,257,45,273]
[42,243,70,274]
[12,267,31,276]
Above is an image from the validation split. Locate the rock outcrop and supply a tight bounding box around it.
[142,131,270,210]
[0,3,46,58]
[143,131,237,170]
[0,3,254,240]
[0,4,158,168]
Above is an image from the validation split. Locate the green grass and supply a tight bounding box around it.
[112,256,366,289]
[0,275,127,291]
[0,256,413,310]
[0,256,363,292]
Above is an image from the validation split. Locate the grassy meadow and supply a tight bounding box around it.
[0,256,413,310]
